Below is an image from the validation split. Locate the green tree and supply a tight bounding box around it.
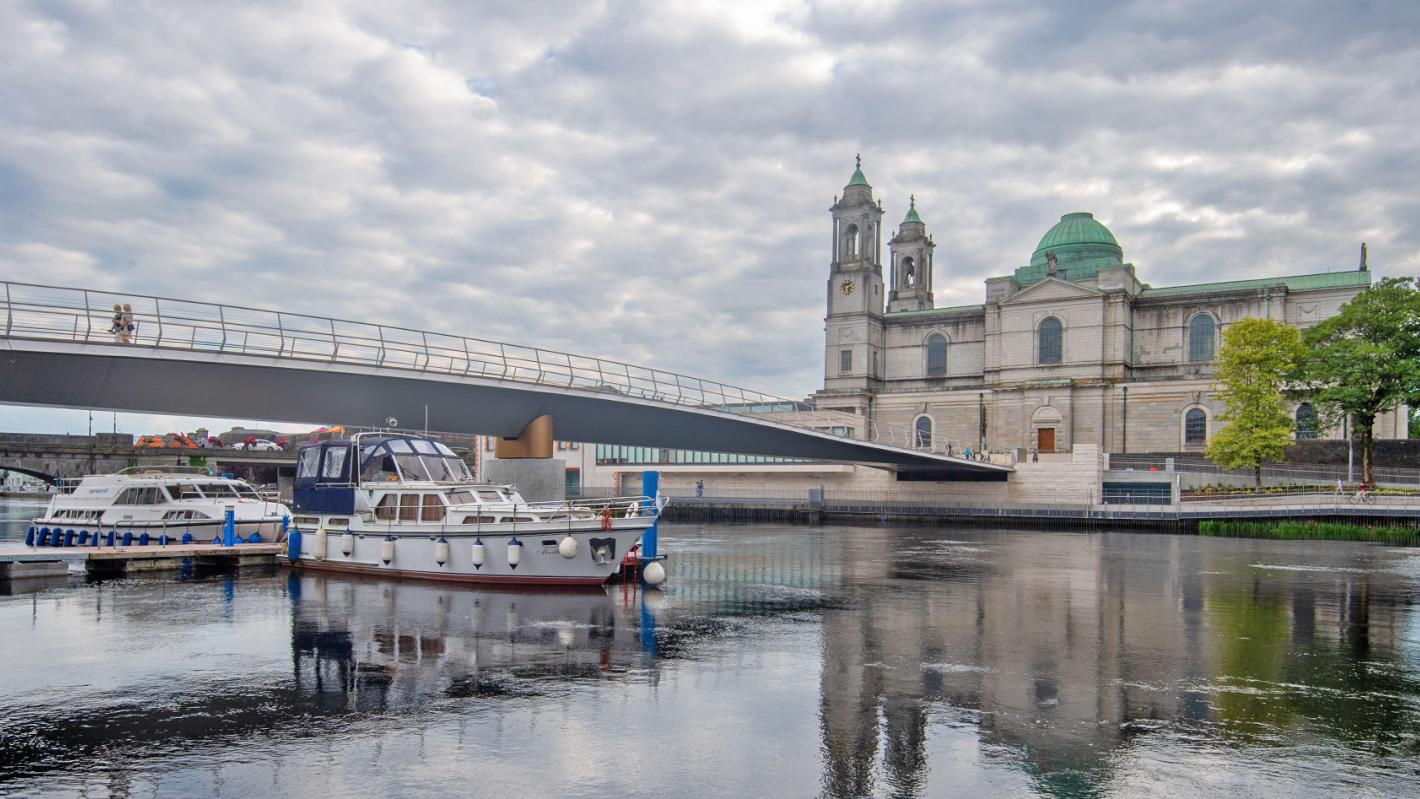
[1297,276,1420,485]
[1206,318,1304,488]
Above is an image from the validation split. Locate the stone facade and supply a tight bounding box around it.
[812,163,1405,455]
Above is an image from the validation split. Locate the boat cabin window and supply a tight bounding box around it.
[399,494,419,521]
[374,495,398,521]
[475,489,506,503]
[445,490,476,505]
[421,494,445,522]
[362,452,400,483]
[297,447,321,479]
[168,483,203,500]
[233,484,259,499]
[116,487,167,505]
[198,483,239,498]
[321,447,350,481]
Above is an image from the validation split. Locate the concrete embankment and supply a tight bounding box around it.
[661,495,1420,533]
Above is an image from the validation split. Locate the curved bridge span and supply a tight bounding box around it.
[0,282,1008,480]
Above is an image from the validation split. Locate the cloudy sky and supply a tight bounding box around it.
[2,0,1418,437]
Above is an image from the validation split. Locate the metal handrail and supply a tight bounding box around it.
[0,280,989,462]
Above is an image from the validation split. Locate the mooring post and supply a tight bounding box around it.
[640,470,660,563]
[222,505,235,548]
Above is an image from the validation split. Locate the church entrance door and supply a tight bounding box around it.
[1037,428,1056,453]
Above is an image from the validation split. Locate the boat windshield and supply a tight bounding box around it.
[360,438,471,484]
[445,489,476,505]
[198,483,240,498]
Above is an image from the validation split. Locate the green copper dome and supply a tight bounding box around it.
[1011,212,1127,285]
[846,154,869,187]
[1029,212,1122,269]
[902,195,922,225]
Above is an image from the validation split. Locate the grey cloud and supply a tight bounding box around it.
[1,0,1417,443]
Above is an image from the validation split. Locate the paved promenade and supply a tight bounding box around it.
[663,491,1420,530]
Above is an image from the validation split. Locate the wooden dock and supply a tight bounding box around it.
[0,543,282,578]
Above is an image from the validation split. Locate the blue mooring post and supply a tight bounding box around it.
[222,506,236,548]
[640,470,660,569]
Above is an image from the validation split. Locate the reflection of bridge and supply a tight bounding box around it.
[0,282,1009,480]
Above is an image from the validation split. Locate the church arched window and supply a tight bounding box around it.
[1188,314,1216,362]
[1038,317,1063,365]
[843,223,859,259]
[902,256,916,285]
[1184,408,1207,445]
[1295,403,1318,439]
[914,415,933,448]
[926,333,948,377]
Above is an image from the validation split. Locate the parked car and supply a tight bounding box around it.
[234,438,280,452]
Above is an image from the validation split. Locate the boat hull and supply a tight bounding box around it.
[282,518,653,586]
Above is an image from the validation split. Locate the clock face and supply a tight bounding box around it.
[840,279,856,296]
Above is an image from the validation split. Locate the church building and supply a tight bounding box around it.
[812,159,1405,455]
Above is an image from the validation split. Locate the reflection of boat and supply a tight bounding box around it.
[290,573,645,708]
[29,468,290,544]
[284,433,659,585]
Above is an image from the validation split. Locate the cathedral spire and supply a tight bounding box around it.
[847,154,869,187]
[902,195,922,225]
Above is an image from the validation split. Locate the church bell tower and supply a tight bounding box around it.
[887,195,935,312]
[823,156,885,393]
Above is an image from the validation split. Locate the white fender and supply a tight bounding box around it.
[471,538,486,569]
[559,534,578,559]
[340,532,354,557]
[313,524,328,560]
[434,537,450,567]
[507,538,523,569]
[380,536,396,565]
[643,560,667,586]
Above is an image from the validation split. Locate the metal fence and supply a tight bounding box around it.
[1108,453,1420,487]
[1,280,986,459]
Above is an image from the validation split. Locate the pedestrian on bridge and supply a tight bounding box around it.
[109,304,126,343]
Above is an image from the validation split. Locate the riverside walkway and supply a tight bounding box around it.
[661,490,1420,530]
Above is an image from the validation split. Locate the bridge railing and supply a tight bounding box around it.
[1,281,990,462]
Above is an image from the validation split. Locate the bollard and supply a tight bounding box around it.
[222,506,236,548]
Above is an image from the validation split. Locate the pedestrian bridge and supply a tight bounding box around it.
[0,281,1009,480]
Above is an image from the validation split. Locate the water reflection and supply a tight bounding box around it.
[797,529,1420,797]
[0,513,1418,797]
[289,575,651,712]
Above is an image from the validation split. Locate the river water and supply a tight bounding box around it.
[2,498,1419,798]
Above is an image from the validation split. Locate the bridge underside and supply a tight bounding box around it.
[0,345,1009,481]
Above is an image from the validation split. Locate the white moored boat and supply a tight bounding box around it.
[283,433,662,586]
[28,468,291,547]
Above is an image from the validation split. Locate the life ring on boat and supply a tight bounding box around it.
[599,506,613,531]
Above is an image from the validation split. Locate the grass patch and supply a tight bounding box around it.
[1198,519,1419,545]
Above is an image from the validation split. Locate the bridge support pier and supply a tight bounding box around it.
[494,414,554,459]
[486,415,564,502]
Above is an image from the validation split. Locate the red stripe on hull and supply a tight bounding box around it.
[286,557,611,586]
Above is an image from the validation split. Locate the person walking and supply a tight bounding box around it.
[122,304,136,344]
[695,480,704,498]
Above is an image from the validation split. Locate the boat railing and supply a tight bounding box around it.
[113,465,217,476]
